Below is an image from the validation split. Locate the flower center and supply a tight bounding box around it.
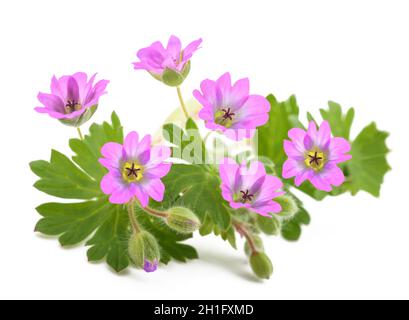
[122,161,143,183]
[240,189,255,203]
[64,100,82,114]
[305,150,326,171]
[215,107,235,128]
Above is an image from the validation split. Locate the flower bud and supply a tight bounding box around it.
[256,215,281,235]
[275,195,298,220]
[250,252,273,280]
[244,235,264,256]
[166,207,201,234]
[128,231,160,273]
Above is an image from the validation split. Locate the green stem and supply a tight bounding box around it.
[176,86,189,119]
[77,127,84,140]
[127,199,141,234]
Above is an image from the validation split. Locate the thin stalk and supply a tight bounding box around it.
[176,86,189,119]
[127,199,141,234]
[77,127,84,140]
[233,220,258,253]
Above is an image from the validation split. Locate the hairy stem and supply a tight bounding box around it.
[233,220,258,253]
[77,127,84,140]
[176,86,189,119]
[142,205,169,219]
[127,199,141,234]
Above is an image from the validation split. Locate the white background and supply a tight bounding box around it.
[0,0,408,300]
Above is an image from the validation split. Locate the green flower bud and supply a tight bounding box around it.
[128,231,160,272]
[275,195,298,220]
[162,68,185,87]
[250,252,273,280]
[166,207,201,234]
[244,235,264,256]
[256,215,281,235]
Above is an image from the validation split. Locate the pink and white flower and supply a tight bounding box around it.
[35,72,108,126]
[282,121,352,192]
[219,158,285,217]
[194,73,270,141]
[99,131,172,205]
[133,35,202,85]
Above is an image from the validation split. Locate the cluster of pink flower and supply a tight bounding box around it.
[35,36,352,272]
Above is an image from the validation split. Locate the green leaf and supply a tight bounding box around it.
[161,164,231,231]
[31,112,198,272]
[319,102,390,197]
[163,118,207,165]
[320,101,355,140]
[347,123,391,197]
[257,94,303,172]
[86,205,130,272]
[30,150,101,199]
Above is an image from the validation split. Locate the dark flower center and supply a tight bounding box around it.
[305,150,325,171]
[215,107,235,128]
[240,189,255,203]
[64,99,82,114]
[122,162,143,183]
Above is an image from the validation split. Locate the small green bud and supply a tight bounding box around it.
[244,235,264,256]
[250,252,273,280]
[275,195,298,220]
[162,67,185,87]
[128,231,160,272]
[166,207,201,234]
[256,215,281,235]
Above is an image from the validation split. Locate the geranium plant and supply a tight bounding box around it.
[30,35,390,280]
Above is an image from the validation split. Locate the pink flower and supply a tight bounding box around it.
[219,158,285,217]
[282,121,352,192]
[193,73,270,141]
[133,35,202,85]
[99,131,172,206]
[35,72,109,126]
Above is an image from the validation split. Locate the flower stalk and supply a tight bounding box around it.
[127,199,141,234]
[77,127,84,140]
[177,86,189,119]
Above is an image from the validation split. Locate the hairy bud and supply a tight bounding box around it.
[250,252,273,280]
[256,215,281,235]
[128,231,160,273]
[275,195,298,220]
[166,207,201,234]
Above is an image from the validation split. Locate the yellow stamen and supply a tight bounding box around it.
[305,150,325,171]
[122,161,144,183]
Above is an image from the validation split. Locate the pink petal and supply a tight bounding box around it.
[288,128,307,152]
[166,35,182,61]
[282,159,305,179]
[134,184,149,207]
[66,76,80,102]
[252,201,282,216]
[37,93,65,113]
[316,121,331,149]
[99,142,123,170]
[142,179,165,202]
[123,131,139,159]
[182,38,202,61]
[284,140,304,159]
[309,174,332,192]
[329,137,352,163]
[219,158,240,193]
[255,175,284,203]
[216,72,232,97]
[228,78,249,107]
